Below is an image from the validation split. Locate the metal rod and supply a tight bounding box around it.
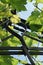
[29,51,43,55]
[5,26,35,65]
[0,47,43,51]
[1,35,14,42]
[0,51,24,55]
[0,47,22,50]
[24,33,43,43]
[1,28,43,43]
[0,51,43,55]
[1,22,43,43]
[14,26,25,32]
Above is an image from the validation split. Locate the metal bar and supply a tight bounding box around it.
[22,46,35,65]
[29,51,43,55]
[5,26,35,65]
[28,47,43,51]
[24,33,43,43]
[1,35,14,42]
[14,26,25,32]
[0,46,43,51]
[0,47,43,51]
[1,22,43,43]
[0,47,22,50]
[0,51,43,55]
[0,51,24,55]
[1,27,43,44]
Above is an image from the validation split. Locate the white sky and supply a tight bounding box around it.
[18,2,35,20]
[18,2,43,20]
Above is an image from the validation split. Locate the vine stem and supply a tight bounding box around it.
[23,32,43,43]
[32,57,40,65]
[34,4,43,12]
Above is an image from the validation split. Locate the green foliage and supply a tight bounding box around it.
[0,0,43,65]
[0,0,26,23]
[28,0,43,3]
[0,0,27,11]
[36,0,43,3]
[28,0,32,2]
[23,33,38,47]
[27,9,43,31]
[0,56,18,65]
[0,0,27,64]
[27,10,40,24]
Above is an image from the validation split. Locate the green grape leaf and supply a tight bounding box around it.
[29,24,42,31]
[27,10,43,31]
[36,0,43,3]
[1,0,27,11]
[27,10,40,24]
[0,0,12,4]
[10,15,20,24]
[0,56,18,65]
[28,0,32,2]
[23,36,38,47]
[0,27,21,46]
